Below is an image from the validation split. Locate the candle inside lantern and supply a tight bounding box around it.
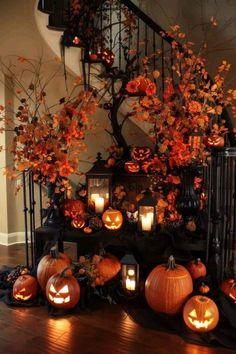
[127,269,135,276]
[91,193,99,202]
[94,196,105,213]
[125,277,136,291]
[141,214,152,231]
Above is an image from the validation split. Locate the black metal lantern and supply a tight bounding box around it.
[86,153,113,214]
[121,254,139,292]
[137,189,157,232]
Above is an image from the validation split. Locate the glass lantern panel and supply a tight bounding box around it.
[122,265,137,291]
[88,178,109,212]
[139,206,155,231]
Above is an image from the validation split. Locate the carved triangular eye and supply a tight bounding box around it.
[106,216,111,222]
[189,309,197,318]
[115,216,120,222]
[59,285,69,294]
[19,288,26,293]
[205,310,212,317]
[50,284,57,293]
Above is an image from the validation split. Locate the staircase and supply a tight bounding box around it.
[36,0,236,281]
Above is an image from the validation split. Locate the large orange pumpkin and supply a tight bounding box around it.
[220,278,236,302]
[145,255,193,315]
[102,208,123,230]
[183,295,219,332]
[46,268,80,309]
[186,258,207,280]
[13,275,38,302]
[95,254,121,285]
[37,247,72,292]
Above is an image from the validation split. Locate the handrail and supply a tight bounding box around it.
[121,0,175,45]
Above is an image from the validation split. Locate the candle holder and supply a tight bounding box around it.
[137,189,157,233]
[121,254,139,294]
[86,153,113,214]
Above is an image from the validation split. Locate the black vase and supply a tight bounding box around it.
[176,165,200,221]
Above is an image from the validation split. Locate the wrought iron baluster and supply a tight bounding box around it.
[28,170,35,267]
[161,38,165,99]
[23,170,29,268]
[136,17,140,75]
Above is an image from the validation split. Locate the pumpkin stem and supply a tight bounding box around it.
[167,255,176,270]
[195,258,201,264]
[60,266,73,278]
[50,246,59,259]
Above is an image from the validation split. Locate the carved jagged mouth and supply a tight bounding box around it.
[15,294,32,301]
[49,294,70,304]
[188,317,213,329]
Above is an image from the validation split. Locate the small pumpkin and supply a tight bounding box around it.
[131,146,151,162]
[95,254,121,283]
[204,134,224,148]
[13,275,38,301]
[183,295,219,332]
[124,161,140,173]
[199,283,210,294]
[187,258,207,280]
[88,53,98,61]
[83,227,93,234]
[46,268,80,309]
[37,246,72,292]
[102,208,123,230]
[145,255,193,315]
[62,199,85,219]
[220,278,236,302]
[71,216,86,229]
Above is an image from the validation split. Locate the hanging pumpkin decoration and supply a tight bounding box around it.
[204,134,225,148]
[13,275,38,302]
[124,161,140,173]
[199,283,210,294]
[71,216,86,229]
[145,255,193,315]
[37,247,72,292]
[131,146,152,162]
[62,199,85,219]
[220,278,236,302]
[186,258,207,280]
[102,208,123,230]
[99,48,115,67]
[46,268,80,309]
[183,295,219,332]
[95,254,121,284]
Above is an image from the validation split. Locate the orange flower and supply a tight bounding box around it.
[163,83,174,101]
[188,100,202,113]
[146,82,156,96]
[126,80,139,93]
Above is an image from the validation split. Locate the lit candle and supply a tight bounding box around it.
[141,214,152,231]
[91,193,99,202]
[127,269,135,276]
[94,196,104,213]
[125,277,136,291]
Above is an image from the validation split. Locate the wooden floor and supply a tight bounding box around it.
[0,244,235,354]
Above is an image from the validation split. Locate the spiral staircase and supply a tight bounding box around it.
[35,0,236,281]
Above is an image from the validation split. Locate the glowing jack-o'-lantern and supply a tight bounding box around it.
[204,134,225,148]
[46,268,80,309]
[124,161,140,173]
[13,274,38,301]
[183,295,219,332]
[131,146,151,162]
[71,216,86,229]
[62,199,85,219]
[220,278,236,302]
[102,208,123,230]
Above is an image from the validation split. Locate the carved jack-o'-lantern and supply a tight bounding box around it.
[98,48,115,67]
[204,134,225,148]
[131,146,151,162]
[183,295,219,332]
[62,199,85,219]
[46,268,80,309]
[102,208,123,230]
[220,279,236,302]
[71,216,86,229]
[13,275,38,301]
[124,161,140,173]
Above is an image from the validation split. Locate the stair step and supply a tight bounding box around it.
[37,0,54,14]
